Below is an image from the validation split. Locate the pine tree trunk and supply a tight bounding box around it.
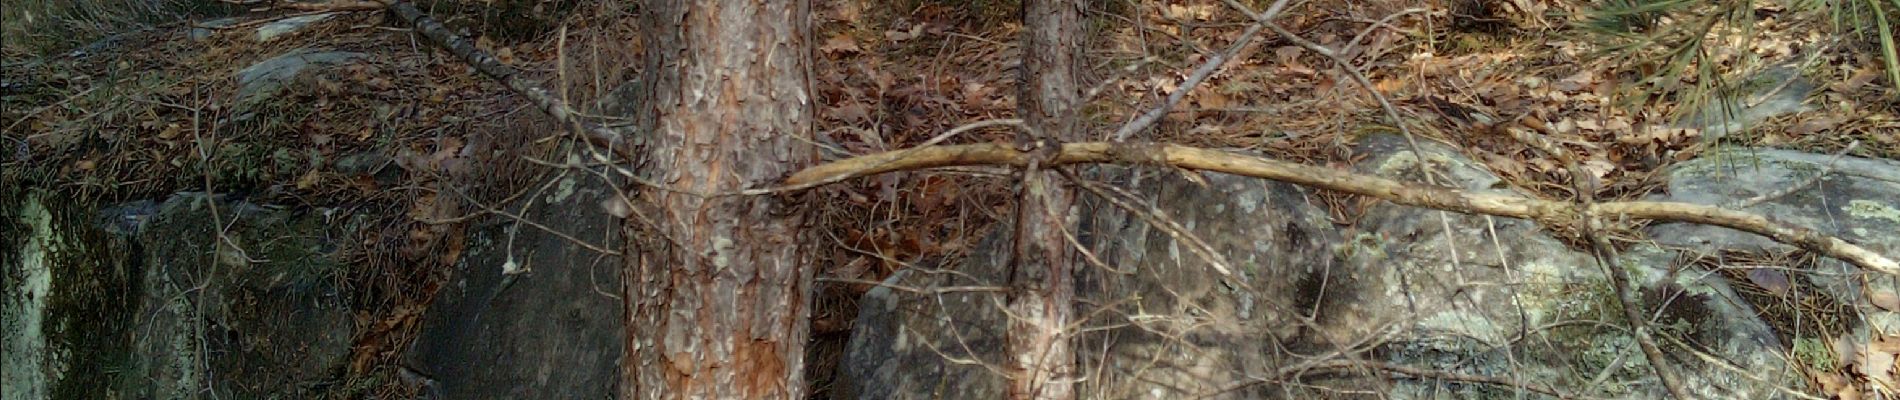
[621,1,815,398]
[1008,0,1083,399]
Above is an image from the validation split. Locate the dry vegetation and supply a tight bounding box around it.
[4,0,1898,398]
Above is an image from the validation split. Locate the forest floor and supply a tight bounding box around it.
[3,0,1897,397]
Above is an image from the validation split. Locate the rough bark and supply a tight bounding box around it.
[1008,1,1083,399]
[621,1,816,398]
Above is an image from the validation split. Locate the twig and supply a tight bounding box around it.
[782,142,1900,281]
[1506,116,1691,400]
[814,277,1009,295]
[384,0,629,154]
[273,0,387,12]
[738,118,1024,194]
[1274,359,1579,399]
[1224,0,1452,317]
[1109,22,1265,141]
[4,86,99,135]
[1060,169,1242,283]
[1730,140,1860,209]
[429,184,622,257]
[1340,8,1430,59]
[1655,330,1830,400]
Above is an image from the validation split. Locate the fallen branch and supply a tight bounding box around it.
[782,142,1900,278]
[1506,119,1693,399]
[383,0,630,154]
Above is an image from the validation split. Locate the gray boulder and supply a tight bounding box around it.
[1330,135,1796,399]
[403,169,627,399]
[842,134,1807,399]
[1646,147,1900,373]
[233,50,365,109]
[2,191,357,399]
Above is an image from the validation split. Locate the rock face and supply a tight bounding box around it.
[1680,64,1816,142]
[3,192,141,400]
[1331,135,1794,399]
[2,191,357,399]
[255,13,337,42]
[1646,147,1900,378]
[232,50,365,109]
[842,135,1813,399]
[130,193,357,399]
[843,165,1338,399]
[2,172,631,400]
[403,172,626,399]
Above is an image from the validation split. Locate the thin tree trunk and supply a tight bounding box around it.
[1008,0,1083,399]
[621,0,815,398]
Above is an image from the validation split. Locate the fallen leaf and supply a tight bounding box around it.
[1834,67,1880,92]
[833,102,870,124]
[1745,268,1791,295]
[884,24,924,42]
[1862,349,1895,387]
[1788,117,1840,136]
[1868,287,1900,313]
[820,34,861,55]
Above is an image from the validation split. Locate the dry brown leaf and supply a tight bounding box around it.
[1862,350,1895,387]
[1554,69,1596,92]
[820,34,861,55]
[1481,152,1527,176]
[1868,288,1900,313]
[1836,67,1882,92]
[883,24,924,42]
[1875,336,1900,353]
[1789,117,1841,136]
[1745,268,1792,295]
[1197,90,1231,109]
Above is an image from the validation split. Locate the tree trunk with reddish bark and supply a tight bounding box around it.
[1008,0,1083,399]
[620,0,816,398]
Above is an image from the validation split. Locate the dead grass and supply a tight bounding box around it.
[0,0,238,58]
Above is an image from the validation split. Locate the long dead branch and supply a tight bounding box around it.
[384,0,630,154]
[783,142,1900,278]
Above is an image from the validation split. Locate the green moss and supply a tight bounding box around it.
[1793,337,1835,371]
[1845,199,1900,225]
[0,191,143,399]
[1335,232,1387,261]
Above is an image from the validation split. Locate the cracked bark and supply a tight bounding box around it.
[621,1,815,398]
[1008,1,1083,399]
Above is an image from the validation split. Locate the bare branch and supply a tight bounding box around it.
[384,1,630,154]
[1503,116,1694,399]
[782,142,1900,280]
[1108,23,1263,142]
